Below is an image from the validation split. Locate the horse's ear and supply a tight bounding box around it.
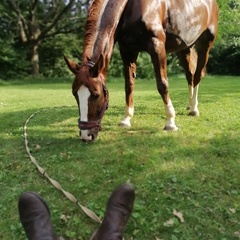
[64,55,80,75]
[89,54,104,77]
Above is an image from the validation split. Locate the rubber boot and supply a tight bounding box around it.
[91,183,135,240]
[18,192,61,240]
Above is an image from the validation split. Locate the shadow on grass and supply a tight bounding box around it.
[1,105,240,240]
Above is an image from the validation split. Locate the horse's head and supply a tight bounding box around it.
[64,56,109,142]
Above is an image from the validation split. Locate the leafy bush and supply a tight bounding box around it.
[108,46,182,80]
[39,34,83,78]
[208,40,240,75]
[0,0,239,80]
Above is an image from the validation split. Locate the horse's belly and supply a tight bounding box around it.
[165,33,188,53]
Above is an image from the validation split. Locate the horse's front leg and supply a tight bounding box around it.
[119,48,138,127]
[149,35,178,131]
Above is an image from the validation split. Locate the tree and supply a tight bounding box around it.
[208,0,240,75]
[0,0,239,79]
[0,0,89,76]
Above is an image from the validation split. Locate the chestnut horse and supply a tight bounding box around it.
[64,0,218,142]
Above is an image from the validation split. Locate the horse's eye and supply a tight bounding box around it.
[91,92,100,100]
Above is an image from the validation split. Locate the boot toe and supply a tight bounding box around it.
[108,183,135,212]
[19,192,50,215]
[18,192,59,240]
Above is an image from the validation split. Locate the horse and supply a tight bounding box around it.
[64,0,219,142]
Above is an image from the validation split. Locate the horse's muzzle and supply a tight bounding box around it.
[79,126,100,142]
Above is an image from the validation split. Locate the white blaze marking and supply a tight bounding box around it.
[78,85,91,121]
[78,85,91,140]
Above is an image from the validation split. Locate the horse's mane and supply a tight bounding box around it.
[82,0,106,63]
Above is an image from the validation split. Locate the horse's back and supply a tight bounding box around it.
[118,0,218,51]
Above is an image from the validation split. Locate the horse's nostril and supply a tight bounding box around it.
[90,134,95,141]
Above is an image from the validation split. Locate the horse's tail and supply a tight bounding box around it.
[189,47,206,77]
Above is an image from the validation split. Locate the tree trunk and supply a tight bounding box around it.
[30,43,39,76]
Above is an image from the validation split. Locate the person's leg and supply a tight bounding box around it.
[90,183,135,240]
[18,192,62,240]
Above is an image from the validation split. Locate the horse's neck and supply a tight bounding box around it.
[82,0,128,65]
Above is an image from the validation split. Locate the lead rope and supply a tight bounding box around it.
[23,109,102,224]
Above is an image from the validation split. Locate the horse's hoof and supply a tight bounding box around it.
[163,125,178,131]
[118,122,131,128]
[188,111,200,116]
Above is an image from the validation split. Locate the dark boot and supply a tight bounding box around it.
[18,192,61,240]
[91,183,135,240]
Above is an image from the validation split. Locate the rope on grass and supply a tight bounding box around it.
[23,108,102,224]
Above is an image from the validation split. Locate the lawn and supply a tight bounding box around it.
[0,75,240,240]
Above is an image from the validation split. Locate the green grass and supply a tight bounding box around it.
[0,75,240,240]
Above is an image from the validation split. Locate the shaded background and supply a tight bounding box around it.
[0,0,239,80]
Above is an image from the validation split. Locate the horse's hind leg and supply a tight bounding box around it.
[118,47,138,127]
[176,47,200,116]
[191,29,217,115]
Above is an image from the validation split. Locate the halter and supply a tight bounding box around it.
[78,78,109,131]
